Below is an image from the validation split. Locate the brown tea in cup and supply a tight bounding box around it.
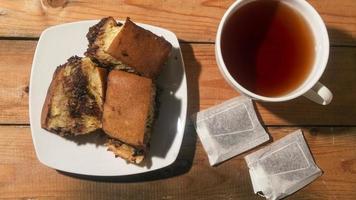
[221,0,315,97]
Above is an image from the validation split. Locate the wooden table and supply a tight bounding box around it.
[0,0,355,199]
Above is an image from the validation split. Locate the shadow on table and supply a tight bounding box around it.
[58,42,202,182]
[255,27,356,126]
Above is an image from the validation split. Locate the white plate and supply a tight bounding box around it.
[29,20,187,176]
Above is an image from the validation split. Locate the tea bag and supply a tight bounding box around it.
[192,96,269,166]
[244,129,322,200]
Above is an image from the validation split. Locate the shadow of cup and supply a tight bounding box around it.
[257,27,356,126]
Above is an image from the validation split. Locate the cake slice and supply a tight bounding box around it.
[85,17,128,69]
[103,70,156,164]
[106,18,172,78]
[41,56,107,136]
[85,17,172,79]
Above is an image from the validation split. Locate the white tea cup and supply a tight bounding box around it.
[215,0,333,105]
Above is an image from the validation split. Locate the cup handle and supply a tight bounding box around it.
[303,82,333,105]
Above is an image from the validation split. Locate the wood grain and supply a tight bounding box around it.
[0,40,33,124]
[1,41,356,125]
[0,126,355,199]
[0,0,355,45]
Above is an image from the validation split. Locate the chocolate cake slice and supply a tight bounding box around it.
[41,56,107,136]
[85,17,130,70]
[85,17,172,79]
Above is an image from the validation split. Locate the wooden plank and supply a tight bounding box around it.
[0,0,355,45]
[0,40,34,124]
[0,126,355,199]
[1,41,356,125]
[309,0,356,46]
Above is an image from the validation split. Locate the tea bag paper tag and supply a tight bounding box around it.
[244,130,322,200]
[192,96,269,166]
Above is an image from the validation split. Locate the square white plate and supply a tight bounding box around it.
[29,20,187,176]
